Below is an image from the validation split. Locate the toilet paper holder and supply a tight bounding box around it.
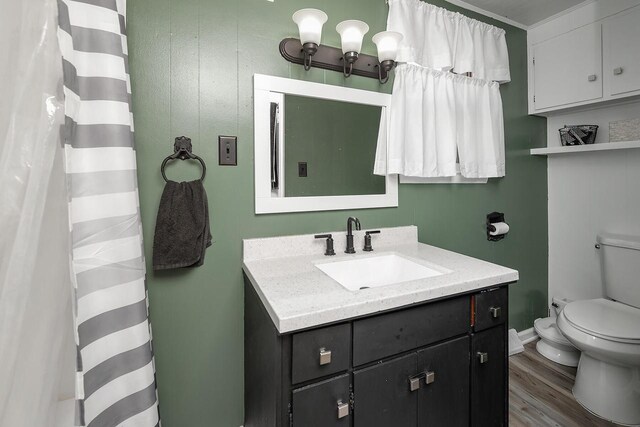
[487,212,508,242]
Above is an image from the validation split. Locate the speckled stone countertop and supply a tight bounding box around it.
[242,226,518,333]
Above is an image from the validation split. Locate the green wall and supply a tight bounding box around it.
[127,0,547,425]
[284,96,385,197]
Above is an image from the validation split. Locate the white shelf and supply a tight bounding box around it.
[530,140,640,156]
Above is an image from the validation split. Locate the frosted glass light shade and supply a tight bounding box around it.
[372,31,403,62]
[292,9,328,45]
[336,20,369,54]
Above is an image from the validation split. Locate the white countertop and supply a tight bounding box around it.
[242,226,519,333]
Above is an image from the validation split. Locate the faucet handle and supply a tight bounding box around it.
[315,234,336,256]
[363,230,381,252]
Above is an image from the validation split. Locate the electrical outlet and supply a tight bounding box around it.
[298,162,307,177]
[218,136,237,166]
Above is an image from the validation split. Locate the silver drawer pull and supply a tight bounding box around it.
[614,67,624,75]
[319,348,332,365]
[477,352,489,364]
[489,306,501,318]
[425,371,435,385]
[337,400,349,418]
[588,74,597,82]
[409,377,421,392]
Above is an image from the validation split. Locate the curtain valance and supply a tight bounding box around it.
[387,0,510,83]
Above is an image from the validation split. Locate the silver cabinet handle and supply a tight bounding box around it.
[337,400,349,418]
[319,348,332,365]
[425,371,435,385]
[489,306,501,318]
[477,352,489,364]
[588,74,597,82]
[614,67,624,75]
[409,377,421,392]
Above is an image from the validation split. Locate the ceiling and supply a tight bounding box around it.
[446,0,587,28]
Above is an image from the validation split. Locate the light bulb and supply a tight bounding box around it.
[292,9,328,46]
[372,31,403,62]
[336,20,369,54]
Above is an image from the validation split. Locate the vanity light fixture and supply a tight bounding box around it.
[281,10,402,83]
[372,31,403,84]
[335,20,369,77]
[292,8,328,70]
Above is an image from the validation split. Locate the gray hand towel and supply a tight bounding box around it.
[153,180,212,270]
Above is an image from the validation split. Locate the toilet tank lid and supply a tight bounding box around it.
[597,233,640,251]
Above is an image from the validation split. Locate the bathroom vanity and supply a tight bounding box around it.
[243,226,518,427]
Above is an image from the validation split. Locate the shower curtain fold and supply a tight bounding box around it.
[57,0,160,425]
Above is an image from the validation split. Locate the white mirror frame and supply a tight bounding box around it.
[253,74,398,214]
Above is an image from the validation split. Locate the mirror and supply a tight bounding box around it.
[254,74,397,214]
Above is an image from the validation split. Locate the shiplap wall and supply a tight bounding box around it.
[547,101,640,306]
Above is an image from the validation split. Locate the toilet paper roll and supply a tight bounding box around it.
[489,222,509,236]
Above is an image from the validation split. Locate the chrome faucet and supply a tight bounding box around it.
[345,217,361,254]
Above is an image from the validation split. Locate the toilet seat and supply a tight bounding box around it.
[534,317,572,345]
[563,299,640,344]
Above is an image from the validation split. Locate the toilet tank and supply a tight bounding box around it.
[597,233,640,308]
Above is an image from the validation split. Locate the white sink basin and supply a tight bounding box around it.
[315,253,448,291]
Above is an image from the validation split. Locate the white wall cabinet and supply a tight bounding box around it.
[605,6,640,98]
[529,4,640,115]
[532,23,602,111]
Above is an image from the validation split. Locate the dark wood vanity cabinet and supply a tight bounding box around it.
[244,277,509,427]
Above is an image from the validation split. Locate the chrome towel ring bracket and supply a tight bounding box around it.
[161,136,206,182]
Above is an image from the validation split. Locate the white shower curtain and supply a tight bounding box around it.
[0,0,74,426]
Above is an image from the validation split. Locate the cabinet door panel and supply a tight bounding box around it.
[606,6,640,96]
[292,374,351,427]
[533,23,602,110]
[353,353,418,427]
[417,336,470,426]
[471,327,506,427]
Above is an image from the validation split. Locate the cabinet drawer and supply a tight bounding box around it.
[474,287,507,332]
[353,296,470,366]
[292,374,351,427]
[292,323,351,384]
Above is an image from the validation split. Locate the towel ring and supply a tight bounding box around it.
[161,136,206,182]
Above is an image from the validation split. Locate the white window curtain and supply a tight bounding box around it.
[375,64,505,178]
[387,0,510,83]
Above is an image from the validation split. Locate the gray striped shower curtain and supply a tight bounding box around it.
[57,0,160,425]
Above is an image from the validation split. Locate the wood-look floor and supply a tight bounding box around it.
[509,341,621,427]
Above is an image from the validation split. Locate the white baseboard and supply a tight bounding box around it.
[517,327,538,345]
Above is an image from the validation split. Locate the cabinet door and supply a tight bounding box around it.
[417,336,470,426]
[471,327,506,427]
[292,374,351,427]
[533,22,602,110]
[353,353,418,427]
[605,6,640,96]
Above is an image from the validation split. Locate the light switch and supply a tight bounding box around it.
[218,136,237,166]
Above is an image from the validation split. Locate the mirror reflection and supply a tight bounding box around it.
[270,95,385,198]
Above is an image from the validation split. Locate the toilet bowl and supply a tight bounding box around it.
[555,233,640,426]
[557,299,640,426]
[534,297,580,367]
[534,317,580,367]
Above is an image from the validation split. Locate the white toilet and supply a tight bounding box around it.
[534,297,580,367]
[557,233,640,426]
